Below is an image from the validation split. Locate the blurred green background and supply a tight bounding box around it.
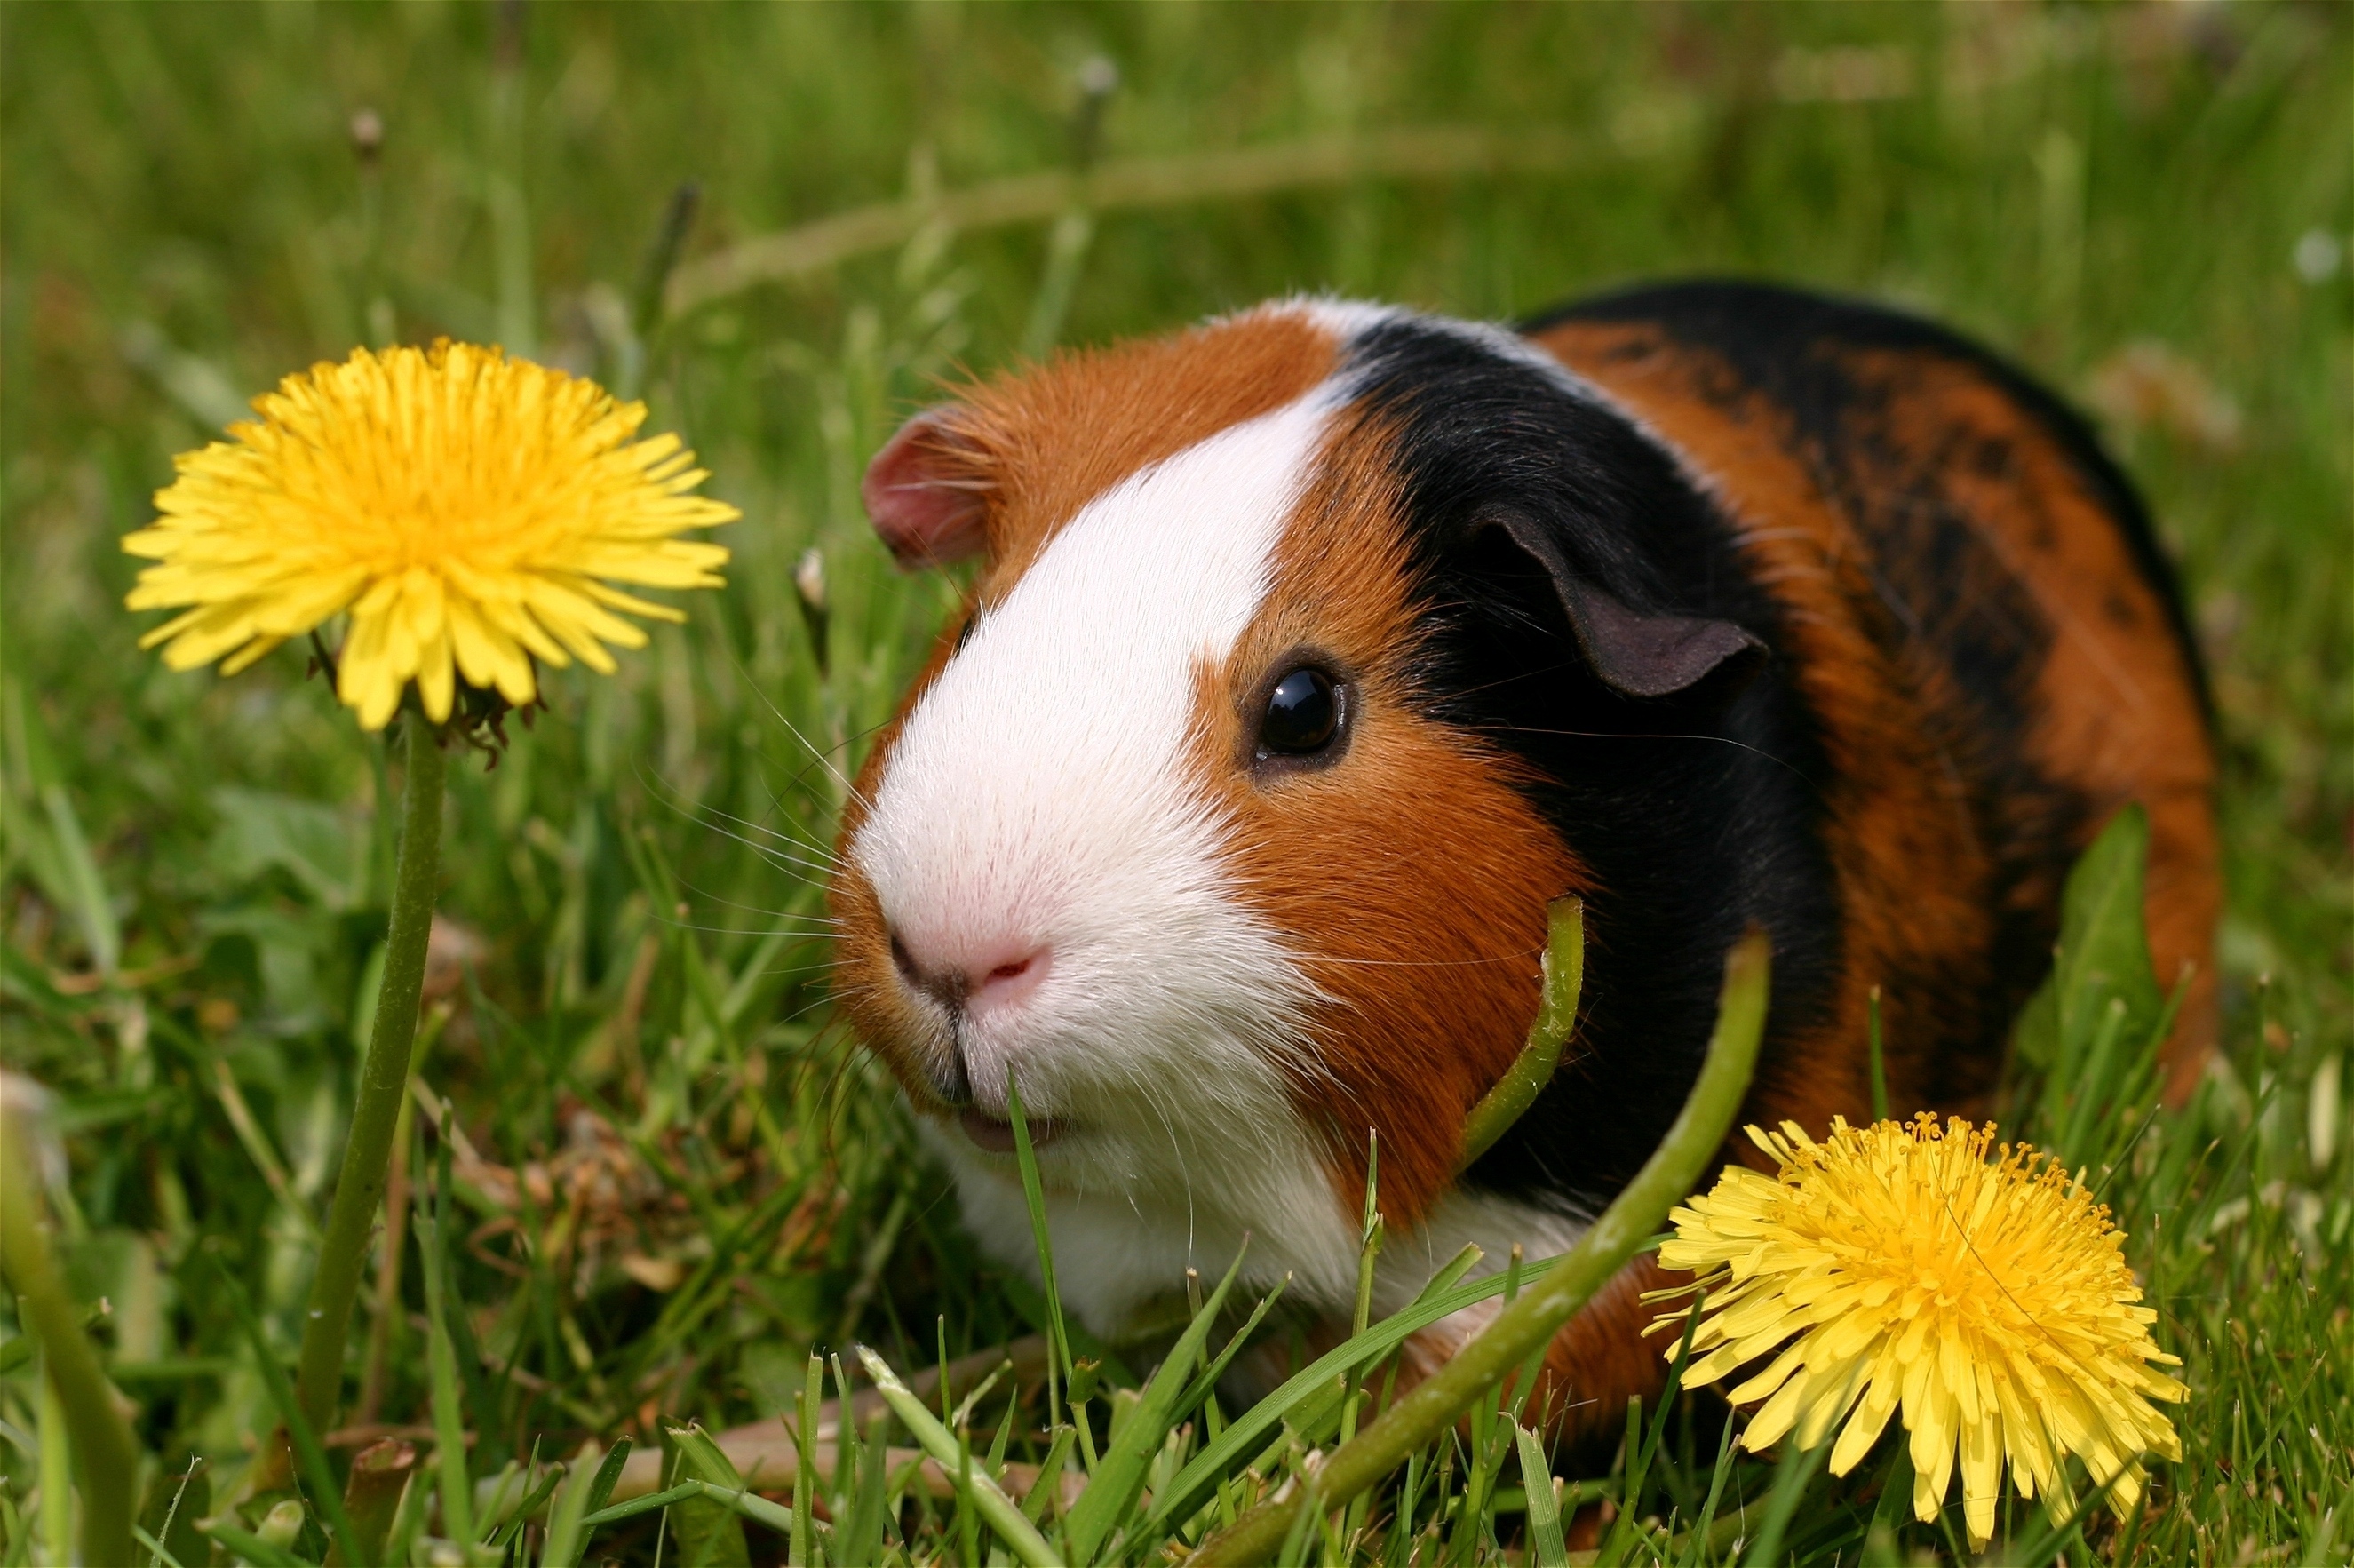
[1,1,2348,1557]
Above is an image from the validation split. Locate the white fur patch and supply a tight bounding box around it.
[850,306,1625,1339]
[1374,1190,1591,1373]
[850,393,1367,1329]
[1370,1190,1592,1317]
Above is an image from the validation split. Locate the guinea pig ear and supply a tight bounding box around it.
[862,408,990,569]
[1479,508,1764,699]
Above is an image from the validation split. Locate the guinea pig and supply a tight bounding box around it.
[826,280,2217,1442]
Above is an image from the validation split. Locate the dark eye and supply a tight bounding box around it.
[1260,667,1339,755]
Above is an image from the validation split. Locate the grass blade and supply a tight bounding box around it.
[38,784,119,976]
[1021,1426,1077,1525]
[855,1345,1061,1568]
[838,1401,894,1565]
[791,1351,821,1567]
[1516,1424,1569,1568]
[413,1171,475,1548]
[581,1482,704,1530]
[1140,1243,1505,1538]
[1737,1429,1830,1567]
[198,1520,314,1568]
[541,1442,608,1568]
[0,1110,141,1568]
[1173,1276,1292,1421]
[1005,1072,1072,1435]
[210,1261,366,1568]
[1062,1239,1253,1563]
[664,1422,754,1567]
[585,1436,634,1516]
[580,1480,814,1540]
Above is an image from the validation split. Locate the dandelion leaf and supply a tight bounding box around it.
[2011,803,2164,1082]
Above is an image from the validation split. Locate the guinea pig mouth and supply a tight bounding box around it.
[958,1106,1066,1153]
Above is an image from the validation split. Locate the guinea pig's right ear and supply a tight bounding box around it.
[862,408,990,569]
[1475,506,1764,700]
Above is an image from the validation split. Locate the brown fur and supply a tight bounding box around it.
[1530,318,2218,1127]
[1190,408,1583,1227]
[928,310,1337,603]
[827,614,968,1106]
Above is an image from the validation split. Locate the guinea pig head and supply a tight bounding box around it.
[828,304,1754,1327]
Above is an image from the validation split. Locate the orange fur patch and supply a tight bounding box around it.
[1188,407,1586,1229]
[1845,346,2221,1095]
[1532,318,2217,1126]
[925,309,1339,605]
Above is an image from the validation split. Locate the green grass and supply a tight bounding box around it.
[2,3,2349,1564]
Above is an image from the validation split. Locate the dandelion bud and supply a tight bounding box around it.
[349,107,384,163]
[258,1500,306,1548]
[1077,56,1120,101]
[795,546,831,673]
[794,546,828,616]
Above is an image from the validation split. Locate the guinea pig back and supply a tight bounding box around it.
[828,282,2217,1445]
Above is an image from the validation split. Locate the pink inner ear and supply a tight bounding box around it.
[862,410,988,569]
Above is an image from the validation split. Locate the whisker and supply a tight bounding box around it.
[733,653,872,809]
[681,792,844,868]
[637,767,845,876]
[1462,723,1823,789]
[675,810,840,885]
[1306,950,1545,969]
[744,773,850,864]
[661,922,845,941]
[672,886,839,923]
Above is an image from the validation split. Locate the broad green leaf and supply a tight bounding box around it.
[664,1423,754,1568]
[2014,803,2162,1072]
[210,786,373,912]
[2011,804,2173,1166]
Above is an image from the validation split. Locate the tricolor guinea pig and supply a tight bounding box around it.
[826,280,2217,1440]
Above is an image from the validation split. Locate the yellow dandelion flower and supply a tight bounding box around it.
[1652,1113,2185,1548]
[123,341,736,730]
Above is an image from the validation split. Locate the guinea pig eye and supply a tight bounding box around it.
[1260,667,1340,756]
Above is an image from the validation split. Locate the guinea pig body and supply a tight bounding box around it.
[829,281,2216,1440]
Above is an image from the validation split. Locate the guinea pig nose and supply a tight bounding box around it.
[966,945,1050,1013]
[887,930,1051,1015]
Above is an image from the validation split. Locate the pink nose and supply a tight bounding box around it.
[890,933,1051,1015]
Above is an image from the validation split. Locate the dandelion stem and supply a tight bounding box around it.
[295,712,447,1438]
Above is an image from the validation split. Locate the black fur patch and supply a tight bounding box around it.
[1533,280,2211,718]
[1333,315,1844,1216]
[1539,280,2211,1109]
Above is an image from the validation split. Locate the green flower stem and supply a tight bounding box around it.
[1457,896,1584,1174]
[1189,927,1771,1568]
[295,713,447,1438]
[0,1112,142,1568]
